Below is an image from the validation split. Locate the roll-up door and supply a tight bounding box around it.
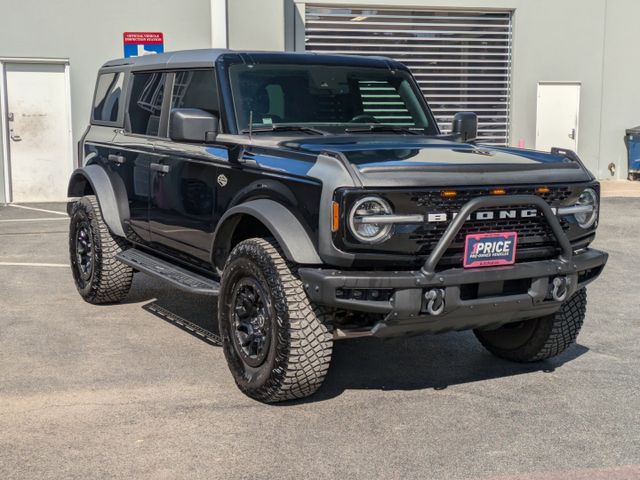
[304,6,513,145]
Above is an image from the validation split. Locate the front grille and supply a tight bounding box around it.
[336,184,588,269]
[412,186,573,210]
[409,186,573,258]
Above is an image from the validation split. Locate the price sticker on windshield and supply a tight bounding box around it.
[463,232,518,268]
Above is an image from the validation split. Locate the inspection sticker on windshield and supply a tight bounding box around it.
[463,232,518,268]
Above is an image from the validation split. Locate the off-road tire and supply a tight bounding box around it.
[474,288,587,363]
[218,238,333,403]
[69,195,133,304]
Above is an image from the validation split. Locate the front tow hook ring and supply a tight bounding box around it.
[425,288,446,316]
[552,277,568,302]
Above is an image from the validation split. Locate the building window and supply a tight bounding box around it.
[305,6,513,145]
[93,72,124,123]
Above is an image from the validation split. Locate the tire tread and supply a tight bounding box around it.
[69,196,133,304]
[475,289,587,363]
[220,238,333,403]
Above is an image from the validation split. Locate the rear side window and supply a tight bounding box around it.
[93,72,124,123]
[171,70,219,116]
[127,72,168,136]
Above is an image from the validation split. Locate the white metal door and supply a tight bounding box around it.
[536,83,580,152]
[3,62,73,202]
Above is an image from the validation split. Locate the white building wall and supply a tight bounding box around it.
[0,0,214,202]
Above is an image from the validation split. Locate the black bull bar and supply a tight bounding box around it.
[420,194,572,275]
[299,194,608,337]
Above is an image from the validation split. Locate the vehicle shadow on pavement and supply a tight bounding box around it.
[125,274,588,404]
[306,336,588,403]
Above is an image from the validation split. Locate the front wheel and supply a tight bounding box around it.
[218,238,333,403]
[474,289,587,362]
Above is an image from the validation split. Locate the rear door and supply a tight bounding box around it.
[149,69,223,263]
[108,71,170,242]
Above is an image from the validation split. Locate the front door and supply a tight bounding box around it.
[3,62,73,202]
[149,69,223,265]
[536,82,581,152]
[149,142,219,263]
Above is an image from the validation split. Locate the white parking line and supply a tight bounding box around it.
[0,218,68,223]
[0,262,69,268]
[9,204,68,216]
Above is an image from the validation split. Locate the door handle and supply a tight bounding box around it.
[568,128,576,140]
[150,163,170,174]
[108,154,125,164]
[9,124,21,141]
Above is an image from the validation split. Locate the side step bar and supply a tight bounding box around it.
[116,249,220,296]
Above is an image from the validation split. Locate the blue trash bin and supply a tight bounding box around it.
[625,126,640,180]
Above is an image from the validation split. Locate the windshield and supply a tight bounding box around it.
[228,63,437,134]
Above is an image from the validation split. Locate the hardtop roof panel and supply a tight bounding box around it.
[100,49,404,72]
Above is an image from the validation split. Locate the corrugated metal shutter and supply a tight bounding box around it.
[304,5,513,145]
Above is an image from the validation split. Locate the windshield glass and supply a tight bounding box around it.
[228,63,436,134]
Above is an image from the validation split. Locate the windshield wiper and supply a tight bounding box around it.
[345,125,423,135]
[241,124,328,136]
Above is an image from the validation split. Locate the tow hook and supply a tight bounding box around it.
[551,277,569,302]
[425,288,446,316]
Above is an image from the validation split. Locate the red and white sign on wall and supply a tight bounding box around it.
[123,32,164,58]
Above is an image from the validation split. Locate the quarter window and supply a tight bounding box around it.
[127,72,168,136]
[93,72,124,123]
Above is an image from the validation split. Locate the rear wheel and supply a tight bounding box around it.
[218,238,333,403]
[69,195,133,304]
[474,289,587,362]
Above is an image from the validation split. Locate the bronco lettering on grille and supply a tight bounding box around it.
[426,208,545,223]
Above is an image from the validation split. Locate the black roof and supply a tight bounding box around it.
[101,49,407,72]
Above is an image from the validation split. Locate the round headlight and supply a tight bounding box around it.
[348,196,393,244]
[575,188,598,229]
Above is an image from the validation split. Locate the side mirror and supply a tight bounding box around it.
[170,108,219,143]
[451,112,478,143]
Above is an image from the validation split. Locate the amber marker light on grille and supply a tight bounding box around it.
[331,201,340,232]
[441,190,458,198]
[490,188,507,195]
[536,186,551,194]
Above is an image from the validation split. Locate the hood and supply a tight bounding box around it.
[285,137,593,187]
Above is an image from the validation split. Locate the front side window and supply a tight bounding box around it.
[127,72,168,136]
[93,72,124,123]
[228,63,435,134]
[171,70,219,116]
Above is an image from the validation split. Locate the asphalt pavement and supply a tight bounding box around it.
[0,198,638,480]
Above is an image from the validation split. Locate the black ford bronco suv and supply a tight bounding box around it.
[68,50,608,403]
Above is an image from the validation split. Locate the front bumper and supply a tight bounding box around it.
[299,248,608,338]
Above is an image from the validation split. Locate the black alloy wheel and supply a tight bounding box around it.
[74,219,94,286]
[230,277,273,368]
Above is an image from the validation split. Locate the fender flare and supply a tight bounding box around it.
[67,165,129,237]
[213,199,322,266]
